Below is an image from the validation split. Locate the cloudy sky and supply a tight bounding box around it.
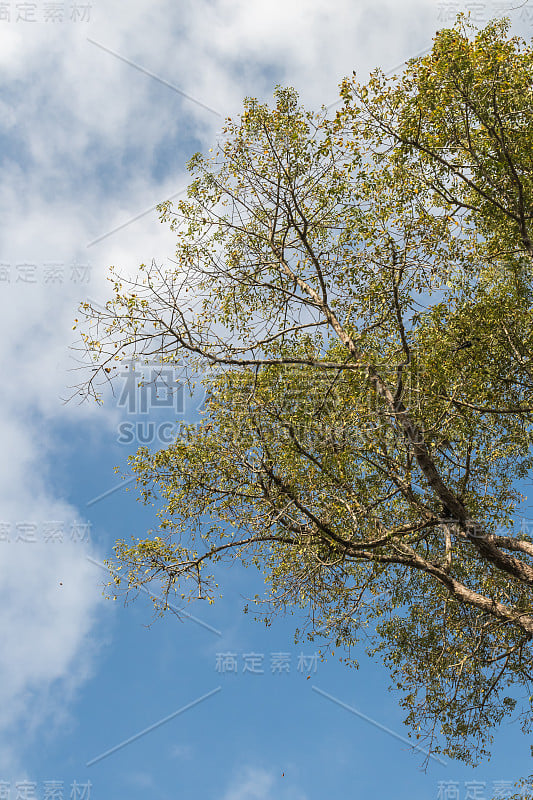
[1,1,533,798]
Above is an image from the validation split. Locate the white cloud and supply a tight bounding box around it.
[0,466,107,772]
[222,766,308,800]
[169,742,193,760]
[222,767,275,800]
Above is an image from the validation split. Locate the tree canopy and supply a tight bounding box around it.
[75,15,533,766]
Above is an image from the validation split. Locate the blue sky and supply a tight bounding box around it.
[2,1,533,798]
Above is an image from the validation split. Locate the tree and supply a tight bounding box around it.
[75,16,533,765]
